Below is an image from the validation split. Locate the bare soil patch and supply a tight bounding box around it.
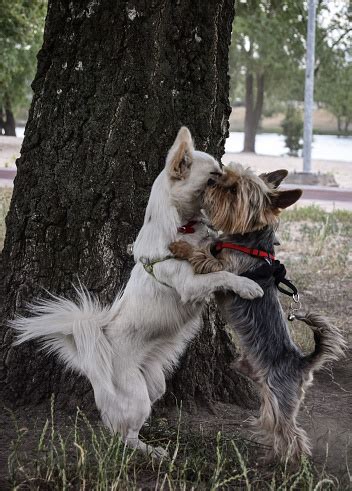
[0,356,351,489]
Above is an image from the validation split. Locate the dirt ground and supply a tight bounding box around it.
[185,355,352,482]
[0,355,351,488]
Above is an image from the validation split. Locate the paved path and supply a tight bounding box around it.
[2,169,352,210]
[281,184,352,211]
[0,169,16,180]
[1,143,352,210]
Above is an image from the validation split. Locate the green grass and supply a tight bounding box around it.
[281,205,352,227]
[7,398,339,490]
[280,205,352,263]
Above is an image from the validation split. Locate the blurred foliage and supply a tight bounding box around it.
[281,105,303,156]
[314,1,352,134]
[316,52,352,136]
[0,0,47,116]
[230,0,352,135]
[229,0,307,105]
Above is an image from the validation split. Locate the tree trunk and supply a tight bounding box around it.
[343,117,350,136]
[243,72,264,153]
[337,116,341,137]
[3,95,16,136]
[1,1,256,411]
[0,99,17,137]
[0,107,4,135]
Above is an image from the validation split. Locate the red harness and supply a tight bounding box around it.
[177,222,275,262]
[178,220,198,234]
[214,241,275,262]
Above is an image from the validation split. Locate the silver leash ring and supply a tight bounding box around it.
[293,293,300,303]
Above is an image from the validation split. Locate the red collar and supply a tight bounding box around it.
[214,242,275,261]
[178,220,198,234]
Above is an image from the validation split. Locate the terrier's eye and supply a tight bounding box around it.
[207,178,216,187]
[227,187,236,194]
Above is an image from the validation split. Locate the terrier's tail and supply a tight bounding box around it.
[295,312,347,372]
[9,285,119,396]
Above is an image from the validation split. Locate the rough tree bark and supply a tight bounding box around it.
[243,72,264,153]
[1,1,256,411]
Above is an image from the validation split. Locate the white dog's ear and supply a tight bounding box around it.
[166,127,194,180]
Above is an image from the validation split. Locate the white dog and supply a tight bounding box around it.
[11,127,263,457]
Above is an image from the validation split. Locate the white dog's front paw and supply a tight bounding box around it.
[233,278,264,300]
[147,445,170,460]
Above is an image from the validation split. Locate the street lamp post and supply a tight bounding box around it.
[303,0,317,173]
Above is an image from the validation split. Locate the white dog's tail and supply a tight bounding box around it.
[10,286,118,396]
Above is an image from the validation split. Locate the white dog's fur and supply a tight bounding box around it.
[11,127,263,458]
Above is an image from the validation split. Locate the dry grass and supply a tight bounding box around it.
[6,397,339,490]
[279,205,352,350]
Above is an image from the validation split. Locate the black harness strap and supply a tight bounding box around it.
[241,259,298,298]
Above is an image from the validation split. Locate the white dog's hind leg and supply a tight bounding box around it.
[141,360,166,404]
[94,368,168,459]
[125,429,169,459]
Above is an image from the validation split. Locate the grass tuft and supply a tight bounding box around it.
[281,204,352,227]
[279,205,352,350]
[6,397,340,490]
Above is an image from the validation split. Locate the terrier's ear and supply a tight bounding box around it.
[271,189,302,209]
[260,169,288,188]
[166,127,194,180]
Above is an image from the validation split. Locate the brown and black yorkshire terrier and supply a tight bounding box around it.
[170,163,346,462]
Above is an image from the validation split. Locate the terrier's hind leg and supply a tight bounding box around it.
[256,378,311,462]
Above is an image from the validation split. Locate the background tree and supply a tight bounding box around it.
[1,1,256,411]
[230,0,305,153]
[229,0,352,151]
[0,0,46,135]
[315,2,352,136]
[281,105,303,156]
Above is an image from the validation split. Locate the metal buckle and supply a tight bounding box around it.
[288,294,302,322]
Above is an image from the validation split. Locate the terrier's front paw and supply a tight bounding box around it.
[235,278,264,300]
[169,240,193,259]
